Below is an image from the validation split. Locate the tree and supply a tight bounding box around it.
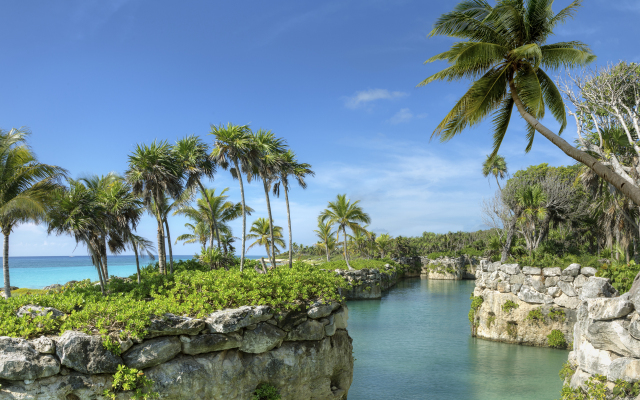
[419,2,640,206]
[246,217,286,263]
[320,194,371,270]
[0,128,67,298]
[211,123,256,271]
[314,218,336,262]
[515,184,547,256]
[126,141,183,275]
[482,154,508,190]
[376,233,393,258]
[128,234,155,284]
[273,150,314,268]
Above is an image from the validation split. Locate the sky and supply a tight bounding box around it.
[1,0,639,257]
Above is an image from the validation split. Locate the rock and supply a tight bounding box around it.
[526,276,545,293]
[56,331,122,374]
[334,306,349,329]
[576,339,614,376]
[607,357,640,382]
[511,284,522,294]
[543,267,562,276]
[580,277,618,300]
[560,275,575,282]
[324,322,337,337]
[585,319,640,358]
[16,305,64,319]
[574,275,589,288]
[285,319,325,341]
[274,308,308,331]
[146,314,206,338]
[307,302,334,319]
[554,294,582,309]
[545,277,560,288]
[206,306,273,333]
[504,264,521,275]
[587,298,634,321]
[518,285,545,304]
[557,281,577,297]
[547,286,561,297]
[523,267,541,275]
[123,337,182,369]
[0,337,59,380]
[29,337,55,354]
[497,282,510,293]
[510,274,525,285]
[181,332,242,355]
[240,323,287,353]
[564,264,582,277]
[581,267,597,277]
[543,294,555,304]
[42,284,63,291]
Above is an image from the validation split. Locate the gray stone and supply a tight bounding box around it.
[561,275,575,282]
[543,267,562,277]
[240,323,287,353]
[585,319,640,358]
[42,284,62,291]
[543,294,555,304]
[581,267,597,277]
[334,306,349,329]
[608,357,640,382]
[557,281,577,297]
[146,313,206,338]
[181,332,243,355]
[518,285,545,304]
[523,266,541,275]
[206,306,273,333]
[285,319,325,341]
[504,264,521,275]
[527,276,545,293]
[545,276,560,288]
[564,264,581,277]
[587,298,634,321]
[580,277,618,300]
[574,275,589,288]
[324,322,337,337]
[0,337,59,381]
[55,331,122,374]
[576,339,615,376]
[510,274,525,285]
[511,283,522,294]
[123,336,182,369]
[307,302,333,319]
[554,294,582,309]
[29,337,55,354]
[497,281,510,293]
[16,305,64,319]
[274,309,308,331]
[547,286,561,297]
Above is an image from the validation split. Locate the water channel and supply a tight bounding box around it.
[347,278,567,400]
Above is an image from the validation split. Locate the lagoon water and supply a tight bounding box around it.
[347,278,567,400]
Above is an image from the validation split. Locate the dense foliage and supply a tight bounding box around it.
[318,258,401,271]
[103,365,158,400]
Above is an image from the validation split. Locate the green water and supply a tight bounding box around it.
[347,278,567,400]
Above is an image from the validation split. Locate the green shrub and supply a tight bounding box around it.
[559,361,576,382]
[103,365,158,400]
[597,261,640,294]
[506,321,517,338]
[487,314,496,328]
[547,330,567,349]
[548,308,566,322]
[526,308,545,323]
[468,295,484,325]
[613,379,640,398]
[501,300,519,313]
[252,383,281,400]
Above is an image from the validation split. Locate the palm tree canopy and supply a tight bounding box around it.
[210,123,254,174]
[248,129,288,184]
[273,150,315,196]
[314,219,336,242]
[246,217,286,252]
[420,0,596,157]
[174,135,215,191]
[516,184,548,221]
[482,154,508,179]
[320,194,371,236]
[126,140,183,205]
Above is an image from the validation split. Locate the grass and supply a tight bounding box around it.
[10,288,47,297]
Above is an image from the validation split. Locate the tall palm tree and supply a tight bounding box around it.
[126,141,183,275]
[320,194,371,270]
[128,233,155,284]
[482,154,508,190]
[516,184,548,256]
[314,219,336,262]
[246,217,286,263]
[249,129,287,268]
[0,128,67,298]
[211,123,256,272]
[150,195,182,274]
[417,2,640,204]
[273,150,314,268]
[376,233,393,258]
[175,221,210,248]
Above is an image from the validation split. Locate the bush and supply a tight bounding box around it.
[597,261,640,294]
[559,361,576,382]
[548,308,566,322]
[526,308,545,323]
[103,365,158,400]
[318,258,400,271]
[252,383,281,400]
[501,300,519,313]
[547,330,567,349]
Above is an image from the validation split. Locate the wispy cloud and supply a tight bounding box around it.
[343,89,408,109]
[387,108,427,124]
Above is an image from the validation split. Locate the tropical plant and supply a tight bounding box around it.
[516,184,548,256]
[319,194,371,270]
[128,234,155,284]
[314,219,336,262]
[246,217,286,263]
[482,154,508,190]
[375,233,393,258]
[196,247,224,270]
[0,128,67,298]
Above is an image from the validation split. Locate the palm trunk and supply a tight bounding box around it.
[343,226,353,270]
[235,160,247,272]
[164,218,174,274]
[262,179,277,268]
[501,216,518,262]
[90,243,106,295]
[495,176,502,191]
[3,233,10,299]
[325,239,330,262]
[509,79,640,206]
[153,192,166,275]
[284,186,293,268]
[134,244,141,284]
[101,236,109,280]
[197,181,222,251]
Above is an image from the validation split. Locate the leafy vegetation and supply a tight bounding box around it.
[559,362,576,382]
[547,330,567,349]
[597,259,640,294]
[469,295,484,335]
[103,365,158,400]
[318,258,400,271]
[501,300,519,313]
[548,308,566,323]
[526,309,545,323]
[252,383,281,400]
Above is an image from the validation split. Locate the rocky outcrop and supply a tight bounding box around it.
[0,304,353,400]
[337,266,399,299]
[420,256,479,280]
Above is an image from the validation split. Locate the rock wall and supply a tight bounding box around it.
[420,256,478,280]
[337,266,400,299]
[0,304,353,400]
[472,262,617,348]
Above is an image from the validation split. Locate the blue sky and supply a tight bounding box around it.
[1,0,639,257]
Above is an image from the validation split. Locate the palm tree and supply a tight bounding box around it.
[246,217,286,263]
[150,195,183,274]
[482,154,508,190]
[175,221,210,248]
[128,234,155,284]
[273,150,314,268]
[376,233,392,258]
[320,194,371,270]
[0,128,67,298]
[126,140,183,275]
[516,184,548,256]
[314,219,336,262]
[416,2,640,204]
[211,123,256,272]
[249,129,287,268]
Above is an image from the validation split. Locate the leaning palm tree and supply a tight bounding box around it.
[273,150,314,268]
[482,154,508,190]
[126,141,183,275]
[417,2,640,203]
[211,123,256,272]
[314,219,336,262]
[246,217,286,263]
[0,128,67,298]
[320,194,371,270]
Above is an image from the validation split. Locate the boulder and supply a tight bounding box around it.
[557,281,577,297]
[522,267,541,275]
[545,277,560,288]
[510,274,525,285]
[511,284,522,294]
[334,306,349,329]
[56,331,122,374]
[274,309,308,331]
[240,323,287,353]
[206,306,273,333]
[29,337,55,354]
[497,282,510,293]
[285,319,325,341]
[630,314,640,340]
[0,337,59,380]
[607,357,640,382]
[307,301,336,319]
[587,298,634,321]
[581,267,597,277]
[585,320,640,358]
[526,276,545,293]
[42,284,62,291]
[580,277,618,300]
[181,332,242,355]
[574,275,589,288]
[554,294,581,309]
[123,337,182,369]
[504,264,521,275]
[563,264,581,277]
[543,267,562,277]
[518,285,545,304]
[547,286,561,297]
[560,275,575,282]
[16,305,64,319]
[543,294,555,304]
[576,339,614,376]
[146,313,205,338]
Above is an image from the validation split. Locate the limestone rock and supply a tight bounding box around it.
[554,294,581,309]
[146,313,205,338]
[557,280,577,297]
[16,305,64,319]
[526,276,545,293]
[574,275,589,288]
[563,264,582,277]
[543,294,555,304]
[334,306,349,329]
[181,332,243,355]
[286,319,325,341]
[123,336,181,369]
[587,298,634,321]
[543,267,562,277]
[607,357,640,382]
[581,267,597,277]
[0,337,59,380]
[275,308,308,331]
[307,302,334,319]
[580,277,618,300]
[511,284,522,294]
[29,337,55,354]
[504,264,521,275]
[545,276,560,288]
[518,285,545,304]
[240,323,287,353]
[560,275,575,282]
[206,306,273,333]
[585,320,640,358]
[576,340,614,376]
[522,266,541,275]
[497,282,510,293]
[547,286,561,297]
[510,274,525,285]
[56,331,122,374]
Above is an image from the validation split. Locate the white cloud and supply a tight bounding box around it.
[343,89,408,109]
[387,108,427,124]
